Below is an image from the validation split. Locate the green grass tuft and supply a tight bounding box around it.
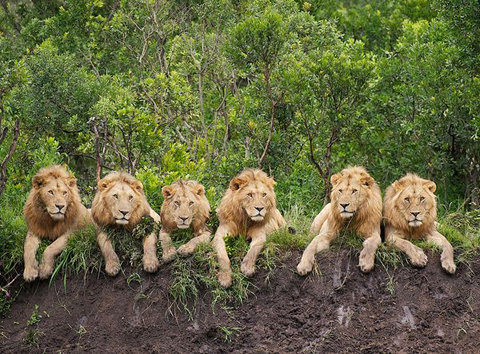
[168,242,253,319]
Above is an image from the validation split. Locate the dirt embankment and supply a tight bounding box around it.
[1,250,479,353]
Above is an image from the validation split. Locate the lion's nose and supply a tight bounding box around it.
[340,203,349,209]
[179,216,188,222]
[55,204,65,210]
[411,211,420,217]
[120,210,129,216]
[255,207,264,212]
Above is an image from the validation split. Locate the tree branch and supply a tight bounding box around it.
[0,119,20,197]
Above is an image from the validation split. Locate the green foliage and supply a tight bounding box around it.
[169,243,253,319]
[50,225,100,284]
[24,304,43,348]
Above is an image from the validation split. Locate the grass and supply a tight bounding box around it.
[24,304,42,348]
[0,204,479,320]
[217,325,242,342]
[168,242,254,319]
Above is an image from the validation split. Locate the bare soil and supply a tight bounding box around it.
[1,250,479,353]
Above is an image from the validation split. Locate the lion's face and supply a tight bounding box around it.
[162,181,207,229]
[330,167,375,219]
[230,174,275,222]
[104,182,140,225]
[391,176,436,228]
[33,172,77,221]
[92,172,149,228]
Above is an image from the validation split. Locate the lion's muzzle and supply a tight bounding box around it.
[48,203,67,220]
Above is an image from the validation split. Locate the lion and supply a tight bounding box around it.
[297,166,382,276]
[23,165,92,282]
[212,168,286,288]
[383,173,455,274]
[91,171,161,276]
[158,179,211,262]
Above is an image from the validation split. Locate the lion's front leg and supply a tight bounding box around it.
[38,233,70,279]
[212,225,233,288]
[149,208,161,223]
[143,231,159,273]
[241,230,266,277]
[97,230,121,276]
[386,228,427,268]
[426,230,456,274]
[23,231,41,282]
[309,204,331,235]
[297,219,339,276]
[159,229,176,263]
[358,232,381,273]
[178,230,211,256]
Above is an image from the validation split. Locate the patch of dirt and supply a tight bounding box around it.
[1,249,479,353]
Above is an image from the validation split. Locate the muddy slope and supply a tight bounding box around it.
[1,250,479,353]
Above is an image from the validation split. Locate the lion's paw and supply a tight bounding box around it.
[441,253,456,274]
[409,247,428,268]
[358,249,375,273]
[297,258,314,276]
[38,260,54,280]
[177,244,195,257]
[241,261,256,277]
[143,255,160,273]
[105,257,121,276]
[23,263,39,282]
[162,247,177,263]
[217,270,232,288]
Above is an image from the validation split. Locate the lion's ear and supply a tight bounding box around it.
[98,179,110,192]
[131,180,144,193]
[193,184,205,196]
[266,177,276,188]
[230,177,247,191]
[162,185,175,199]
[361,175,374,187]
[32,175,44,189]
[392,180,403,192]
[330,173,342,187]
[67,176,77,188]
[423,180,436,193]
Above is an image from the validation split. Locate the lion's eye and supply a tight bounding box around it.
[352,189,358,194]
[129,195,133,201]
[174,201,180,207]
[113,194,118,199]
[420,196,425,202]
[63,191,67,196]
[189,201,194,206]
[338,189,343,193]
[262,193,267,198]
[247,193,253,199]
[48,190,54,195]
[404,197,410,203]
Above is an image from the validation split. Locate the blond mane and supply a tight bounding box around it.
[160,179,210,232]
[91,171,150,231]
[384,173,437,238]
[23,165,84,240]
[217,168,278,235]
[331,166,382,232]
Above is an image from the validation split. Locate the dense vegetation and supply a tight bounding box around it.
[1,0,479,313]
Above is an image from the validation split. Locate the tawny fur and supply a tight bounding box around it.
[158,180,211,262]
[383,173,436,238]
[383,173,455,274]
[91,171,161,275]
[23,165,91,282]
[91,172,150,231]
[297,166,382,275]
[212,168,286,288]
